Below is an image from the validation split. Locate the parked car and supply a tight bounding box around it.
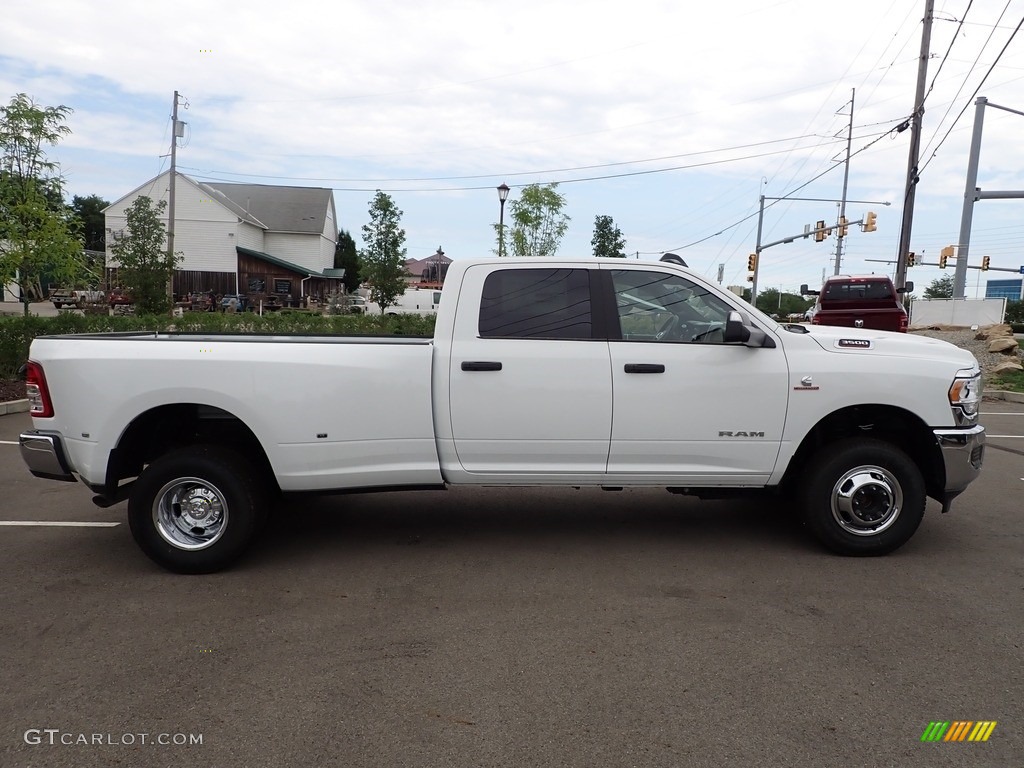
[220,294,248,312]
[801,275,912,332]
[50,289,80,309]
[108,288,134,307]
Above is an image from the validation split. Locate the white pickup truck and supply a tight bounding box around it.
[19,258,985,573]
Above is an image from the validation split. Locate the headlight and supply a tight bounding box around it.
[948,371,982,426]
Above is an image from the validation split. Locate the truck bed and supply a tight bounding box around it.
[28,331,442,491]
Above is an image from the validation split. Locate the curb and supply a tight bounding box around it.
[984,389,1024,404]
[0,399,29,416]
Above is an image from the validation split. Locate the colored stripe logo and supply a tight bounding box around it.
[921,721,997,742]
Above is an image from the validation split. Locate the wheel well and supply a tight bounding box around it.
[780,404,944,501]
[106,404,277,493]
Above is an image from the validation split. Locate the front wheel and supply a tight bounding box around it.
[799,438,925,556]
[128,446,267,573]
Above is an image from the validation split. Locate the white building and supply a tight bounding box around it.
[104,172,344,300]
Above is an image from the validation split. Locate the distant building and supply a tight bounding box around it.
[985,279,1023,301]
[405,247,452,285]
[104,172,345,302]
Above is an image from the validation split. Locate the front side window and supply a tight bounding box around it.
[479,268,592,339]
[611,270,733,343]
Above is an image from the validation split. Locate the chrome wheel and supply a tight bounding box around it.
[830,465,903,536]
[152,477,229,551]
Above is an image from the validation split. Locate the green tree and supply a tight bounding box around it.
[0,93,84,314]
[109,196,180,314]
[755,288,813,316]
[591,214,626,258]
[923,275,954,299]
[71,194,110,252]
[334,228,361,293]
[507,183,570,258]
[1005,300,1024,325]
[359,191,408,312]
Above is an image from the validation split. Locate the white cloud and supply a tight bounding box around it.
[2,0,1023,294]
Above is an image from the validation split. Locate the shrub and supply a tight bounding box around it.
[0,312,437,377]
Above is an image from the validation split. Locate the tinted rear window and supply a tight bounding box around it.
[823,281,894,301]
[479,268,592,339]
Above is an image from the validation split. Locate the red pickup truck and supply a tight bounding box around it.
[801,275,912,333]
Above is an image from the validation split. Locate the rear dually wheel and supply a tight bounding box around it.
[128,446,267,573]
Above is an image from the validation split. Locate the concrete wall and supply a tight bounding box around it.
[909,298,1007,327]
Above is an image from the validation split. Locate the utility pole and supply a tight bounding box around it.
[751,194,766,301]
[167,91,183,309]
[835,89,854,275]
[895,0,934,292]
[953,98,1024,297]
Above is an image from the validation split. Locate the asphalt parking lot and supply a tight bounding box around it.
[0,406,1021,768]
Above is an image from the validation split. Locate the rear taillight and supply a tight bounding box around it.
[899,313,908,332]
[811,316,821,325]
[24,361,54,418]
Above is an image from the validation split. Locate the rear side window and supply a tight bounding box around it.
[479,268,592,339]
[823,280,894,301]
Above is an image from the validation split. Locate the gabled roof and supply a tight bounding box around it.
[206,182,333,234]
[193,182,266,228]
[102,171,267,228]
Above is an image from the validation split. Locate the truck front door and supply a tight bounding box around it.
[604,267,789,484]
[447,265,612,478]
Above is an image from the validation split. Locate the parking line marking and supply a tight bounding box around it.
[985,435,1024,438]
[0,440,19,445]
[0,521,120,527]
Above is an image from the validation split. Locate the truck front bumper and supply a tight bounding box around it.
[19,431,77,483]
[933,424,985,513]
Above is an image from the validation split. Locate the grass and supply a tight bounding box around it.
[989,368,1024,393]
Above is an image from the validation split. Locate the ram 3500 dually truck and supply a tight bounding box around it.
[19,258,985,573]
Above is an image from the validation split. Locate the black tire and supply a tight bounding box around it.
[799,438,925,556]
[128,446,267,573]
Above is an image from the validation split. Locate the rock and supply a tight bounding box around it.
[991,361,1024,375]
[975,323,1013,340]
[987,337,1019,354]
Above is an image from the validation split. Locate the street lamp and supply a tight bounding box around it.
[497,183,510,258]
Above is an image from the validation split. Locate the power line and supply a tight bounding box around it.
[921,1,1014,161]
[920,10,1024,175]
[643,120,906,255]
[188,140,848,193]
[923,0,974,103]
[176,133,837,184]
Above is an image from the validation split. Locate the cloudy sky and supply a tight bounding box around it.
[3,0,1023,297]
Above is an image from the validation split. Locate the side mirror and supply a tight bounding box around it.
[897,281,914,294]
[799,283,819,296]
[723,311,751,343]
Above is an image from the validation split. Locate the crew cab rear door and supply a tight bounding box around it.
[446,265,612,477]
[602,266,789,484]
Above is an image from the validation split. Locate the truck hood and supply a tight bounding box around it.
[804,326,979,370]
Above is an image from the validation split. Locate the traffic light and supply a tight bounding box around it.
[907,252,916,267]
[814,220,826,242]
[939,245,954,269]
[863,211,877,232]
[838,216,848,237]
[981,255,990,271]
[746,274,754,282]
[747,253,758,271]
